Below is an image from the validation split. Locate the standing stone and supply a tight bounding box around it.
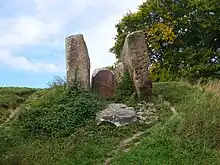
[92,68,116,99]
[65,34,90,89]
[121,30,152,99]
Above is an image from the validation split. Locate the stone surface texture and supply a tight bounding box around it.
[92,68,116,99]
[121,30,152,99]
[136,102,158,125]
[65,34,90,89]
[96,103,137,126]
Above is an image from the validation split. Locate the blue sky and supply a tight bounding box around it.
[0,0,144,88]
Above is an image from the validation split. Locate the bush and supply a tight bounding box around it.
[115,70,136,103]
[18,87,107,138]
[149,63,175,82]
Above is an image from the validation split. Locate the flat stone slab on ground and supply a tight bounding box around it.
[96,103,137,126]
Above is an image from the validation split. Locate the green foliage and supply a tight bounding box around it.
[149,63,174,82]
[110,0,220,81]
[18,87,107,138]
[115,70,136,104]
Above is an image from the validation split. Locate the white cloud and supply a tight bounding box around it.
[0,49,62,72]
[0,16,62,47]
[0,0,145,73]
[80,0,145,74]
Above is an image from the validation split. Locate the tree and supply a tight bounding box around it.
[110,0,220,80]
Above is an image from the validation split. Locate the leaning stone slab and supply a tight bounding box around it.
[96,103,137,126]
[65,34,90,89]
[121,30,152,99]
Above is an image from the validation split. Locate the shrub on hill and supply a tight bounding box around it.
[18,86,107,138]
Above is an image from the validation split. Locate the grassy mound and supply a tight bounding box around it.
[111,82,220,164]
[0,82,220,164]
[0,87,37,124]
[0,86,147,165]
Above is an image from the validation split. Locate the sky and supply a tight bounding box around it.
[0,0,145,88]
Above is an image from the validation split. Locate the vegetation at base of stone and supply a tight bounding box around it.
[0,87,37,124]
[110,0,220,81]
[115,69,137,105]
[18,86,107,138]
[0,81,220,164]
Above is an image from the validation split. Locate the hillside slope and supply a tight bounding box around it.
[0,87,38,124]
[111,82,220,164]
[0,82,219,165]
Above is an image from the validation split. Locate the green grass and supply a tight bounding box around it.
[0,85,148,165]
[0,121,146,165]
[111,82,220,164]
[0,87,38,124]
[0,82,220,165]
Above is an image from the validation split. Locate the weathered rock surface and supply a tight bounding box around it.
[121,30,152,99]
[136,102,158,125]
[96,103,137,126]
[92,68,116,99]
[65,34,90,89]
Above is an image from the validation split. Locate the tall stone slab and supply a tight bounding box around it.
[92,68,116,99]
[65,34,90,89]
[121,30,152,99]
